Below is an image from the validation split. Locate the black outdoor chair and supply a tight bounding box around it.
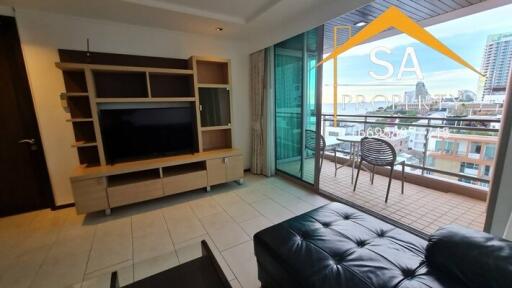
[305,129,326,172]
[353,137,405,203]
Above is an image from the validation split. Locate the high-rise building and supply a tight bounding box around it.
[478,33,512,100]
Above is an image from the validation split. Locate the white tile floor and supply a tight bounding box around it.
[0,173,330,288]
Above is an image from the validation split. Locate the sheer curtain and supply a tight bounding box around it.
[250,47,275,176]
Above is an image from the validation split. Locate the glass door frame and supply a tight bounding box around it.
[273,26,324,187]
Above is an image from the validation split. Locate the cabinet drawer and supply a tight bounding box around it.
[226,155,244,181]
[108,179,163,208]
[207,158,226,186]
[163,171,207,196]
[71,177,108,214]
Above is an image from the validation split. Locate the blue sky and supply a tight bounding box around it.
[321,3,512,103]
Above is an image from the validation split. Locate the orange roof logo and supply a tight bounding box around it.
[320,6,484,77]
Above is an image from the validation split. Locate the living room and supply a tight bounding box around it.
[0,0,511,287]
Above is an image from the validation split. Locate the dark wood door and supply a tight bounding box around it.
[0,16,53,216]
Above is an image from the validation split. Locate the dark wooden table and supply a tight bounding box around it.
[111,240,232,288]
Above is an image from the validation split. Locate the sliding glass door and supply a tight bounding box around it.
[275,28,320,184]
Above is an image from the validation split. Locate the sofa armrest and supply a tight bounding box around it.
[425,225,512,288]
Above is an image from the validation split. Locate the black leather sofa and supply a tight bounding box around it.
[254,202,512,288]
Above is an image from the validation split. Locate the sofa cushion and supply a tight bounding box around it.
[425,225,512,288]
[254,202,465,288]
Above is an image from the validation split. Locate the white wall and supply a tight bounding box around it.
[1,7,250,205]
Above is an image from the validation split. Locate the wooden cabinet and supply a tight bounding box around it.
[69,148,242,215]
[71,177,108,214]
[207,155,244,186]
[163,170,207,196]
[226,155,244,181]
[206,158,227,186]
[108,178,163,208]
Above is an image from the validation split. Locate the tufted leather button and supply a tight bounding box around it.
[322,222,331,228]
[401,268,416,278]
[332,256,345,266]
[356,240,367,248]
[343,214,352,220]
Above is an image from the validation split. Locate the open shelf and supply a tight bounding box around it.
[71,121,97,143]
[64,92,88,97]
[108,168,161,188]
[67,118,93,122]
[72,141,97,148]
[199,87,231,127]
[162,161,206,177]
[202,129,232,151]
[94,71,148,98]
[149,73,194,98]
[77,146,100,167]
[196,60,229,85]
[67,96,92,119]
[63,71,88,93]
[197,84,229,89]
[201,126,231,131]
[95,97,195,103]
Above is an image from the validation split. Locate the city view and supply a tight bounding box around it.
[320,4,511,189]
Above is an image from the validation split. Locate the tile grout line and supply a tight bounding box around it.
[80,218,99,287]
[160,209,178,258]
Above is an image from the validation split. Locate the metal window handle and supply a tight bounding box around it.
[18,139,36,144]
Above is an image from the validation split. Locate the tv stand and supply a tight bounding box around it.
[70,148,243,214]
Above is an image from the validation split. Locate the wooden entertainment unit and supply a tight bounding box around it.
[57,51,243,215]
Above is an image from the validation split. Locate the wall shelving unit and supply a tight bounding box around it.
[56,53,242,215]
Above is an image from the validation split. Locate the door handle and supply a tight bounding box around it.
[18,139,36,144]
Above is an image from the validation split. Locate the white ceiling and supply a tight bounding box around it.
[122,0,281,23]
[0,0,371,44]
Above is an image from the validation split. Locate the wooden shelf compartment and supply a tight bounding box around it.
[162,161,206,177]
[66,118,93,122]
[107,168,161,188]
[67,96,92,119]
[71,121,97,143]
[93,71,148,98]
[72,141,97,148]
[149,72,194,98]
[63,71,88,93]
[202,129,232,151]
[77,146,101,167]
[197,84,229,89]
[196,60,229,85]
[201,125,231,131]
[63,92,88,97]
[95,97,195,103]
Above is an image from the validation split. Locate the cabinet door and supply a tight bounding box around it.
[71,177,108,214]
[199,88,231,127]
[226,155,244,182]
[207,158,226,186]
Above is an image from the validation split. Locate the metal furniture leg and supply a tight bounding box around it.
[385,165,395,203]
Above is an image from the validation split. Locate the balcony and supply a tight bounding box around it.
[277,113,499,234]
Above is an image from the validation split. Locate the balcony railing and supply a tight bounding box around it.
[320,113,501,187]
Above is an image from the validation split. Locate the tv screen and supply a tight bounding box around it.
[99,107,196,164]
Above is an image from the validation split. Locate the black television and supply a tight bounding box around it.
[99,107,196,164]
